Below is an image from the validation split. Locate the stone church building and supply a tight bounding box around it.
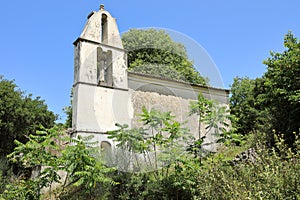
[72,5,229,154]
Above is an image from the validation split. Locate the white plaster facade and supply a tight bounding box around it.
[72,5,131,147]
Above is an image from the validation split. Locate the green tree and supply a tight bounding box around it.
[258,32,300,146]
[7,126,64,199]
[0,76,57,157]
[230,77,260,135]
[229,32,300,147]
[108,108,195,199]
[109,107,190,174]
[122,28,208,85]
[189,93,214,139]
[63,90,73,128]
[188,93,236,161]
[4,127,115,199]
[59,135,115,199]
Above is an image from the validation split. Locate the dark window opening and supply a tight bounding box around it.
[101,141,113,166]
[101,14,108,43]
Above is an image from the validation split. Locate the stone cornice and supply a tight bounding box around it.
[73,37,127,52]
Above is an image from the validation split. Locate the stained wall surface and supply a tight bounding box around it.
[128,72,230,151]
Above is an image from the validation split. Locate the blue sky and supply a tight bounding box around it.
[1,1,300,122]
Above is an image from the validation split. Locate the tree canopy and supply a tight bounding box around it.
[0,76,57,157]
[261,32,300,141]
[121,28,208,85]
[230,32,300,146]
[230,77,260,135]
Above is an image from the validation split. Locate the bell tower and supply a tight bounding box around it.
[72,5,132,145]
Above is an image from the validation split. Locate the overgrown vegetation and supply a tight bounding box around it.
[122,28,208,85]
[0,76,57,157]
[1,110,298,199]
[1,32,300,199]
[230,31,300,148]
[1,127,115,200]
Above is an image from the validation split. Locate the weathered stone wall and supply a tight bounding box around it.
[130,89,223,151]
[127,72,230,151]
[130,89,198,134]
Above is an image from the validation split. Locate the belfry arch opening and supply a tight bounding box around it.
[101,14,108,43]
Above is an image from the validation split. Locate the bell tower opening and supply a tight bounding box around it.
[101,14,108,44]
[97,47,113,86]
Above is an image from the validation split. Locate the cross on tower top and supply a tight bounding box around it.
[100,4,105,10]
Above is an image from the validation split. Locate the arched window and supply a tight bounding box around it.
[101,14,108,43]
[100,141,113,165]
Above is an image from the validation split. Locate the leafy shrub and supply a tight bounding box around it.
[1,126,116,200]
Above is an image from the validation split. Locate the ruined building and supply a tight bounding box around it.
[72,5,230,155]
